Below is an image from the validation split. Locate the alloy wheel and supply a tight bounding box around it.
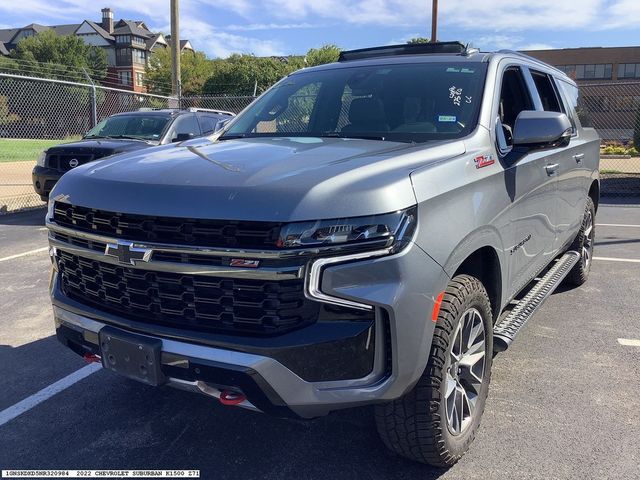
[445,308,486,436]
[582,210,594,270]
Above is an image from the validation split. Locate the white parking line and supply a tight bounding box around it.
[593,256,640,264]
[618,338,640,347]
[597,223,640,228]
[0,363,101,428]
[0,247,48,263]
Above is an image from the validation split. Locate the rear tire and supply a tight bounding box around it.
[375,274,493,467]
[564,197,595,286]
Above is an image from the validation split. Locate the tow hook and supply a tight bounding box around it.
[219,390,246,406]
[83,353,101,363]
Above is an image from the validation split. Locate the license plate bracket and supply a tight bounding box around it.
[99,326,165,386]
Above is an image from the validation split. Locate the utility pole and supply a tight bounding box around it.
[170,0,181,101]
[430,0,438,43]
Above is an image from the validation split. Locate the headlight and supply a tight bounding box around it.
[36,151,47,167]
[277,206,417,250]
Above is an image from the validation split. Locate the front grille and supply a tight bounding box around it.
[53,202,283,249]
[47,153,94,172]
[57,251,319,336]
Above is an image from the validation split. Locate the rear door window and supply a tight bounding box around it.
[530,70,563,113]
[198,114,224,134]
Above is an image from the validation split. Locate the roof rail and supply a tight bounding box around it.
[496,49,566,76]
[338,41,476,62]
[187,107,235,116]
[137,107,176,112]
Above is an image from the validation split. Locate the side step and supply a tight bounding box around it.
[493,251,580,352]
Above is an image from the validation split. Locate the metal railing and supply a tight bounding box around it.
[1,73,639,214]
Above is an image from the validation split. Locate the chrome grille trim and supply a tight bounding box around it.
[46,219,392,260]
[48,231,304,280]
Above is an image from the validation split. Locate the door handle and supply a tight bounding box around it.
[545,163,559,175]
[573,153,584,164]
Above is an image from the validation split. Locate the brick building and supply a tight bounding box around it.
[524,46,640,141]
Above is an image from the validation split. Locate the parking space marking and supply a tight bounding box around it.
[593,256,640,264]
[0,247,48,263]
[617,338,640,347]
[0,363,101,428]
[597,223,640,228]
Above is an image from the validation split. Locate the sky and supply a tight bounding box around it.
[0,0,639,58]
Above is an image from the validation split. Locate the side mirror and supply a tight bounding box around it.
[215,119,231,132]
[173,132,195,142]
[512,111,572,149]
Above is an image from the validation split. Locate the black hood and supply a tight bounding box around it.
[46,138,153,171]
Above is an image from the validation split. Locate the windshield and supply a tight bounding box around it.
[222,62,488,143]
[84,115,171,141]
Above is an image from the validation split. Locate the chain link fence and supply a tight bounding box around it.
[0,72,257,213]
[1,73,639,214]
[577,81,640,197]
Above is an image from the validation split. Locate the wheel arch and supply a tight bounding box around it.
[452,246,503,323]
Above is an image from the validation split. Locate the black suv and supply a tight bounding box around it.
[32,108,234,200]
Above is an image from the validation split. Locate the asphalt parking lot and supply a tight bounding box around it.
[1,202,639,479]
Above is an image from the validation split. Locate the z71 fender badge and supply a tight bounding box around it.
[474,154,495,169]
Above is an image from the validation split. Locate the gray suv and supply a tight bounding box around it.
[46,42,599,467]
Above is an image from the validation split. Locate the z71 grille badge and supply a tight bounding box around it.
[230,258,260,268]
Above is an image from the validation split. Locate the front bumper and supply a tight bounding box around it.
[32,166,62,200]
[51,240,449,418]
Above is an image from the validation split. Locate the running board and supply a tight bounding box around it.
[493,251,580,352]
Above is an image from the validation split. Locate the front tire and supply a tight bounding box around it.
[564,197,595,286]
[375,275,493,467]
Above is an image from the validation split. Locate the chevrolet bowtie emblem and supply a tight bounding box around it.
[104,241,152,265]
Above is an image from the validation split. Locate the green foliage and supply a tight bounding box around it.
[145,47,217,96]
[601,144,639,156]
[203,54,303,95]
[305,44,340,66]
[407,37,431,44]
[9,30,107,81]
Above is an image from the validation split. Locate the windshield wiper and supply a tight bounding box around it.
[319,132,387,141]
[107,135,148,141]
[217,133,248,141]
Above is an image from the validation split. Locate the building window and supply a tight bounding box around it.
[132,49,147,64]
[118,71,132,86]
[556,65,576,77]
[136,72,144,86]
[576,64,612,80]
[132,36,145,46]
[116,35,130,44]
[617,63,640,79]
[116,48,131,65]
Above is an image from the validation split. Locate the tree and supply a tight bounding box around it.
[305,44,341,67]
[10,30,107,81]
[203,54,303,95]
[407,37,431,44]
[145,47,216,96]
